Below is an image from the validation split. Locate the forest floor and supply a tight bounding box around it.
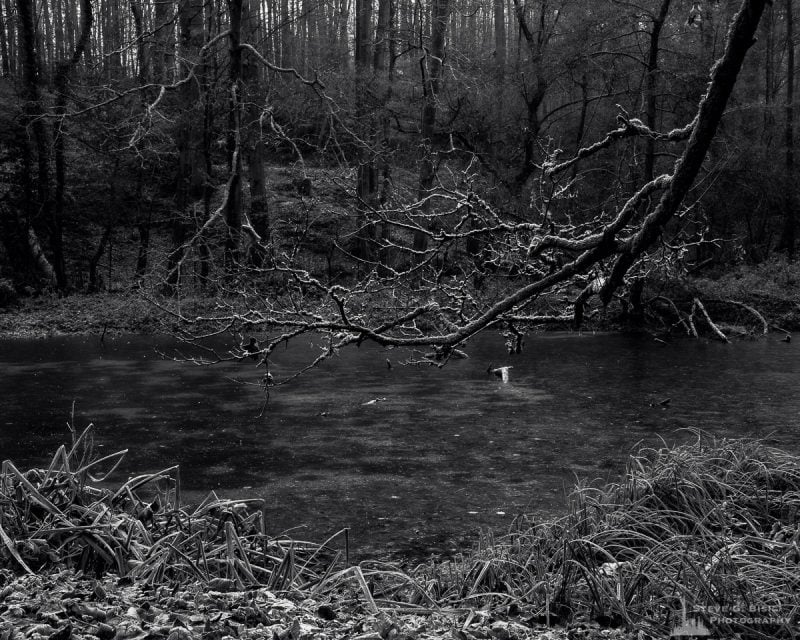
[0,570,638,640]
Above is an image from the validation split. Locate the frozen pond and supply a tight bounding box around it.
[1,331,798,559]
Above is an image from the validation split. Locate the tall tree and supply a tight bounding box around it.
[15,0,58,288]
[167,0,206,289]
[0,0,11,75]
[413,0,450,254]
[353,0,377,262]
[512,0,556,186]
[242,0,269,254]
[600,0,771,303]
[153,0,176,83]
[493,0,505,81]
[643,0,672,182]
[52,0,93,290]
[780,0,796,258]
[225,0,244,270]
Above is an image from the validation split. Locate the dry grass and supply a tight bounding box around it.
[0,422,344,592]
[2,427,799,639]
[417,431,800,638]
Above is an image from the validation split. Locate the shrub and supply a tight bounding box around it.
[0,277,17,307]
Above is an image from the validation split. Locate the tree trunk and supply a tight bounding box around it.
[338,0,349,63]
[600,0,771,304]
[644,0,672,182]
[225,0,244,271]
[153,0,175,82]
[780,0,796,259]
[763,1,775,139]
[0,0,11,75]
[89,164,120,290]
[374,0,394,271]
[280,0,291,67]
[3,0,15,73]
[16,0,59,289]
[89,224,113,291]
[413,0,450,254]
[168,0,205,290]
[493,0,505,81]
[52,0,93,291]
[353,0,378,262]
[40,0,53,76]
[512,0,548,186]
[243,0,269,260]
[129,0,147,82]
[135,221,150,278]
[0,203,57,288]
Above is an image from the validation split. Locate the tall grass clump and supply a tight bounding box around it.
[414,433,800,638]
[0,423,344,591]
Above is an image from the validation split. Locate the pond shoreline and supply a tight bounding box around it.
[2,435,798,640]
[0,292,167,339]
[2,283,798,342]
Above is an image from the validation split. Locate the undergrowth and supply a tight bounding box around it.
[430,432,800,638]
[2,428,798,639]
[692,257,800,305]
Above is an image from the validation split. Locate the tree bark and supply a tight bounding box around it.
[780,0,796,259]
[242,0,269,259]
[129,0,147,82]
[135,212,151,277]
[413,0,450,254]
[153,0,175,82]
[353,0,377,262]
[644,0,672,182]
[3,0,14,74]
[338,0,349,63]
[0,0,11,75]
[493,0,505,82]
[16,0,59,289]
[763,1,775,139]
[167,0,206,290]
[512,0,548,186]
[225,0,244,271]
[52,0,92,290]
[280,0,291,67]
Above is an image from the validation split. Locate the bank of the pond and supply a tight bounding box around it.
[2,275,800,341]
[1,431,798,640]
[0,293,168,339]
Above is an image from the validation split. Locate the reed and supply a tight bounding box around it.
[0,424,340,591]
[415,431,800,638]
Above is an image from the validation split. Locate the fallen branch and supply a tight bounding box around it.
[710,299,769,335]
[652,295,693,336]
[692,298,730,343]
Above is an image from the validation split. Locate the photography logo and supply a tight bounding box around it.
[670,597,712,637]
[670,596,795,638]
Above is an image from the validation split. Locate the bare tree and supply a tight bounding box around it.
[412,0,450,254]
[166,0,206,289]
[162,0,771,385]
[779,0,796,259]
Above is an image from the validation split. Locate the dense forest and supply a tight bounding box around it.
[0,0,793,364]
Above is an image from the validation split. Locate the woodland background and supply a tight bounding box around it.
[0,0,796,324]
